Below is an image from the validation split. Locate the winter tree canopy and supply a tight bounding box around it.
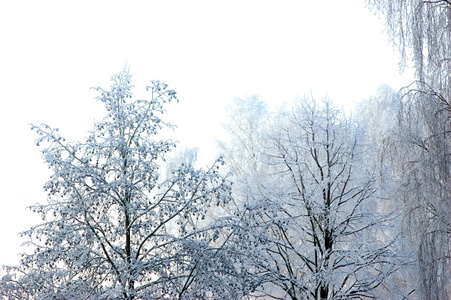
[1,1,450,299]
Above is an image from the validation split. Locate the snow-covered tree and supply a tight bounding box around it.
[367,1,451,298]
[0,69,238,299]
[225,97,397,299]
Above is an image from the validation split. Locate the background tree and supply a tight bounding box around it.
[357,86,419,299]
[367,1,451,298]
[0,69,238,299]
[218,95,268,179]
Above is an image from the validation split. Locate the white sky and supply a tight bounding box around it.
[0,0,413,269]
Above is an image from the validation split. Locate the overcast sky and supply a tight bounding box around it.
[0,0,413,269]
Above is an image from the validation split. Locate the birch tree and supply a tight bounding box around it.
[367,1,451,298]
[0,69,237,299]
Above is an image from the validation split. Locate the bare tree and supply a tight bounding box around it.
[224,97,397,299]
